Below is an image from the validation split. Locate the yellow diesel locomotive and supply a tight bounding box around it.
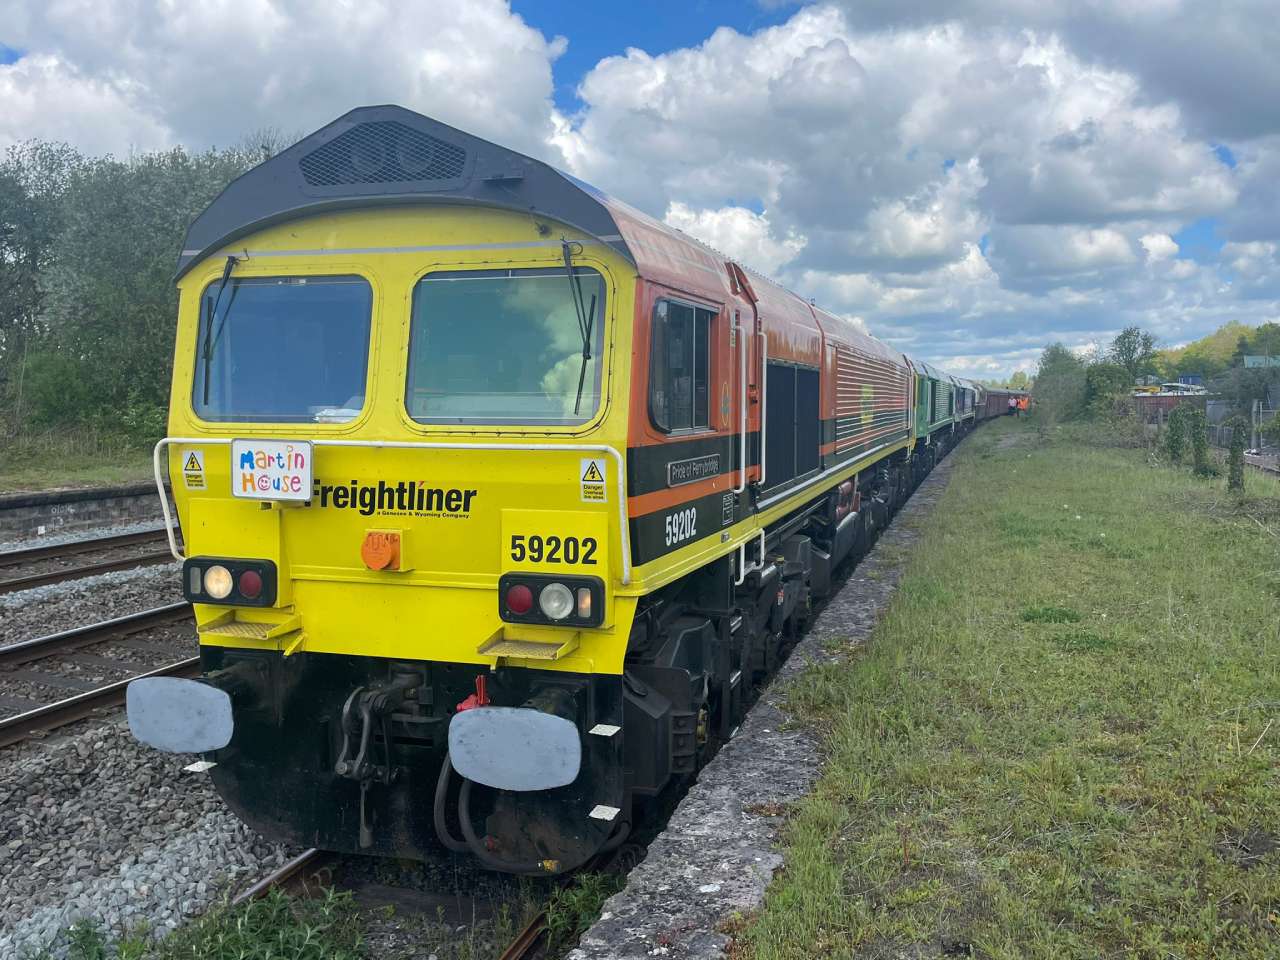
[127,106,980,873]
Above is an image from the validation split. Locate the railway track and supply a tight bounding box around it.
[234,843,636,960]
[0,528,176,596]
[0,602,197,748]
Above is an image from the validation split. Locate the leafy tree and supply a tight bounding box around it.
[1225,415,1249,493]
[3,142,260,441]
[1084,362,1131,418]
[1108,326,1158,381]
[1032,343,1086,425]
[1211,366,1280,418]
[1008,370,1030,390]
[1232,334,1251,367]
[1263,411,1280,448]
[0,141,86,430]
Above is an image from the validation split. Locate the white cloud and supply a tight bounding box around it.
[1139,233,1179,262]
[663,202,805,276]
[1,0,566,159]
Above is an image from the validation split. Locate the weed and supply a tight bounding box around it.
[1020,606,1081,624]
[1053,629,1113,652]
[545,872,624,955]
[35,889,363,960]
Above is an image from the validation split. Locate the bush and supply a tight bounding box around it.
[1164,405,1188,464]
[1084,362,1131,418]
[1225,415,1249,493]
[1032,343,1087,427]
[1188,406,1214,476]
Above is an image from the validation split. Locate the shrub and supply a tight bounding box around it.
[1188,406,1214,476]
[1225,414,1249,493]
[1084,362,1131,418]
[1164,405,1188,464]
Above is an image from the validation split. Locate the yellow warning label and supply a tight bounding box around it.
[180,448,206,490]
[580,457,607,503]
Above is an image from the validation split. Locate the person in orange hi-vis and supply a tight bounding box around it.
[1016,395,1029,416]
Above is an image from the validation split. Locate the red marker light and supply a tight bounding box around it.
[505,583,533,615]
[238,569,263,600]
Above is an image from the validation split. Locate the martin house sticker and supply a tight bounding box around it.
[232,439,313,502]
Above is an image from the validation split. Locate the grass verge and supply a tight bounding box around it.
[0,431,154,493]
[29,889,363,959]
[739,418,1280,959]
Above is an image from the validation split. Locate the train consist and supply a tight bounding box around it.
[127,106,1017,874]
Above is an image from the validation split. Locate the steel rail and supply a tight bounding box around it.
[0,602,193,668]
[499,911,548,960]
[0,656,199,748]
[0,528,170,567]
[0,549,177,596]
[232,848,336,905]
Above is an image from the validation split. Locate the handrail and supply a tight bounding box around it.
[734,529,766,586]
[154,437,633,584]
[758,331,768,490]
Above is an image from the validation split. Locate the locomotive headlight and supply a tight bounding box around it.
[203,564,234,600]
[538,582,574,621]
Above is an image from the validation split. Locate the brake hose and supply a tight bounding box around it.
[432,753,469,854]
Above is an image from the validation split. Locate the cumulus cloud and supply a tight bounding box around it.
[664,202,806,276]
[1139,233,1179,262]
[0,0,567,159]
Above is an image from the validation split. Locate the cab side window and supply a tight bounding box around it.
[650,300,712,432]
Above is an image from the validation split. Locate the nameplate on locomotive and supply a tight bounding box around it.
[667,453,721,487]
[231,439,313,501]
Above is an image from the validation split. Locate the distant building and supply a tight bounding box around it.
[1243,355,1280,368]
[1178,374,1204,386]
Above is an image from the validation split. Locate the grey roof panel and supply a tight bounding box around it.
[175,104,632,279]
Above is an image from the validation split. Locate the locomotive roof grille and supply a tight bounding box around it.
[175,104,633,280]
[298,121,468,188]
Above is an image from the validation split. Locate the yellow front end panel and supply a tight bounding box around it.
[167,206,637,675]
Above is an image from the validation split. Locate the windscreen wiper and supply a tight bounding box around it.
[560,240,596,415]
[200,255,240,406]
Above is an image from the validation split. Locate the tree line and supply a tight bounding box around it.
[0,134,289,446]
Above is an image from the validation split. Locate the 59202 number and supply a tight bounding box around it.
[510,534,598,565]
[664,507,697,547]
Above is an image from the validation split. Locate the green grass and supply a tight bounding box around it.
[29,889,363,959]
[0,431,154,493]
[740,418,1280,959]
[546,871,626,955]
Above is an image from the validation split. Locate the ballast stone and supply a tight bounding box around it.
[568,458,957,960]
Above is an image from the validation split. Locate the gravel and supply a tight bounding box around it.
[0,563,184,647]
[0,519,290,959]
[0,718,296,959]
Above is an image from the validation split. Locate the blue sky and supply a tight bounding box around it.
[0,44,23,65]
[510,0,797,111]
